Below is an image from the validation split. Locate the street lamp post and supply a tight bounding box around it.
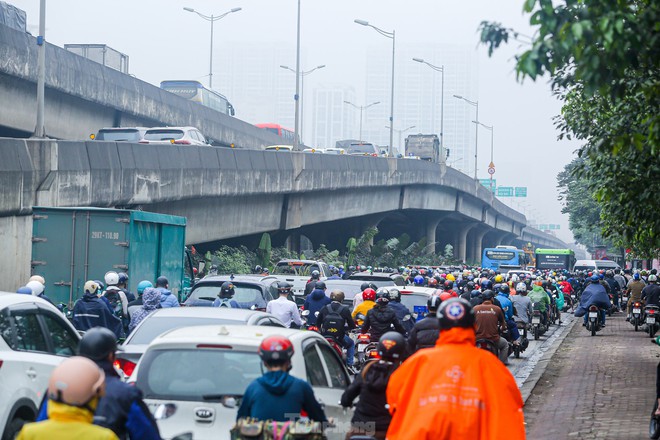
[474,121,494,191]
[355,19,395,156]
[281,64,325,145]
[183,6,242,90]
[412,58,444,157]
[33,0,46,138]
[343,100,380,141]
[453,95,479,180]
[385,125,415,155]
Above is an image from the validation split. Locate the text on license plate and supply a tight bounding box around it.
[532,317,540,323]
[633,309,641,313]
[589,312,598,318]
[648,318,656,324]
[357,345,366,352]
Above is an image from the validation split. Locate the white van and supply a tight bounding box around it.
[573,259,621,272]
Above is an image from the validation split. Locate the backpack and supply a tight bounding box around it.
[320,304,344,338]
[104,290,124,319]
[231,418,323,440]
[216,298,235,308]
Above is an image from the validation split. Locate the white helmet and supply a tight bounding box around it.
[84,280,100,295]
[515,282,527,293]
[26,280,44,296]
[104,271,119,286]
[510,274,519,283]
[29,275,46,285]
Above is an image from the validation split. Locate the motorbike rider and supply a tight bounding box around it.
[642,275,660,307]
[154,276,179,308]
[407,294,441,353]
[303,281,331,326]
[25,277,54,305]
[18,357,118,440]
[511,282,533,325]
[304,270,321,297]
[528,281,551,326]
[37,328,160,440]
[626,272,647,318]
[341,332,406,440]
[474,290,510,365]
[212,282,240,308]
[126,280,153,321]
[72,281,124,339]
[386,298,525,440]
[237,335,327,423]
[116,273,136,303]
[613,268,627,291]
[496,284,521,344]
[316,290,357,371]
[266,282,303,329]
[352,288,377,325]
[384,288,414,334]
[103,272,129,331]
[604,270,621,311]
[362,296,406,343]
[575,275,611,327]
[128,287,161,333]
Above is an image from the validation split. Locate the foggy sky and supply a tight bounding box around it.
[10,0,579,242]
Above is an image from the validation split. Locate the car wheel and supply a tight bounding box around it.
[3,417,28,440]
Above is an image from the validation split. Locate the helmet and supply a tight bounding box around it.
[387,288,401,302]
[137,280,153,295]
[649,275,658,283]
[470,289,480,298]
[26,280,44,296]
[633,272,641,280]
[466,281,475,290]
[254,265,263,273]
[276,281,292,294]
[482,290,495,300]
[377,332,406,361]
[84,280,100,295]
[363,288,376,301]
[590,275,600,282]
[427,295,442,311]
[78,327,118,361]
[29,275,46,285]
[258,335,294,364]
[117,272,128,285]
[398,266,406,274]
[444,280,454,290]
[331,267,339,275]
[439,291,452,302]
[155,276,169,288]
[263,268,269,274]
[498,284,509,295]
[219,282,235,298]
[315,281,326,290]
[376,296,390,306]
[349,266,356,272]
[48,357,105,407]
[428,278,438,287]
[16,286,32,294]
[104,271,119,286]
[515,282,527,293]
[480,279,493,291]
[437,298,475,330]
[311,270,320,279]
[494,274,503,283]
[413,275,425,286]
[376,287,390,299]
[360,282,371,292]
[330,290,345,302]
[446,274,456,281]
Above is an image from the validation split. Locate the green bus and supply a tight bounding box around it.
[535,249,576,271]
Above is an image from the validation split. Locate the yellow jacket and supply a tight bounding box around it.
[17,401,118,440]
[352,300,376,325]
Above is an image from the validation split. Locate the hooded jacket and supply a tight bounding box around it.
[72,292,124,339]
[237,370,326,422]
[386,327,525,440]
[407,313,440,353]
[128,288,162,334]
[495,292,514,321]
[388,301,414,333]
[340,360,399,432]
[303,289,331,325]
[528,285,550,313]
[157,287,179,308]
[362,304,406,342]
[19,401,118,440]
[574,282,611,317]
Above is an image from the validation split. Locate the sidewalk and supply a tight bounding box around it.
[524,313,657,439]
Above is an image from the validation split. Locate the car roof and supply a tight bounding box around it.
[145,126,197,131]
[149,324,316,348]
[197,275,272,284]
[142,307,272,320]
[276,259,323,265]
[98,127,148,131]
[0,291,61,309]
[350,271,395,279]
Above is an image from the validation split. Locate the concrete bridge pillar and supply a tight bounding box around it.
[425,214,449,255]
[468,227,490,265]
[286,230,301,255]
[456,222,478,264]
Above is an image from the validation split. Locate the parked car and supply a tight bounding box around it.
[0,293,81,439]
[183,275,280,309]
[116,308,285,378]
[91,127,148,142]
[133,325,352,440]
[139,127,209,146]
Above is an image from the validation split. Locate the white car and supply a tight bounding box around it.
[323,148,345,155]
[0,293,81,439]
[302,148,324,154]
[133,325,353,440]
[139,127,210,146]
[264,145,294,152]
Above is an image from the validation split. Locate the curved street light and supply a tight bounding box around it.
[344,100,380,141]
[412,57,445,158]
[280,64,326,144]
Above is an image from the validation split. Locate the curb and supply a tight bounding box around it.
[520,315,578,404]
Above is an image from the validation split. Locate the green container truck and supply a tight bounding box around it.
[31,207,195,306]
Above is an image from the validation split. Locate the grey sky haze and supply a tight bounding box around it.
[10,0,579,242]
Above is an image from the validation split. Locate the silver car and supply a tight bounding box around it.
[139,127,209,146]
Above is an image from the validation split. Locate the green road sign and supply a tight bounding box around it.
[496,186,514,197]
[514,187,527,197]
[479,179,496,193]
[539,224,549,230]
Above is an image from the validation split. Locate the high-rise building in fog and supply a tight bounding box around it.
[363,44,478,175]
[310,84,357,148]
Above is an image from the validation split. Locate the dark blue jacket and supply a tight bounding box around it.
[237,371,326,422]
[303,289,331,326]
[388,301,414,333]
[72,292,124,339]
[574,282,611,317]
[38,361,160,440]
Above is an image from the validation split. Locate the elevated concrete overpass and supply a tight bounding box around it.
[0,138,566,291]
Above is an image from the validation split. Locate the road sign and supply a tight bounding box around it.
[514,187,527,197]
[479,178,495,188]
[496,186,513,197]
[539,224,549,230]
[488,161,495,168]
[487,167,495,175]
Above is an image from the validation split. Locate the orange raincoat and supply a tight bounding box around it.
[386,327,525,439]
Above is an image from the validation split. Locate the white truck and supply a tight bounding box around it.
[267,259,331,299]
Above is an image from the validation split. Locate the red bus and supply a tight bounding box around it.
[255,123,299,145]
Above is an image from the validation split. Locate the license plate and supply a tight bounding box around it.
[589,312,598,318]
[633,308,641,313]
[357,344,366,352]
[622,297,628,301]
[532,317,540,324]
[648,318,656,324]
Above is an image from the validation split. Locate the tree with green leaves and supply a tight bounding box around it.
[480,0,659,257]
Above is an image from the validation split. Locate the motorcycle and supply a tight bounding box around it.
[531,309,543,340]
[586,305,602,336]
[646,305,660,338]
[354,330,373,369]
[514,321,530,359]
[632,301,643,331]
[476,338,498,356]
[620,292,629,311]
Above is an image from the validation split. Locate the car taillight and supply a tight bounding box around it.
[173,139,191,145]
[114,358,136,377]
[650,310,655,315]
[357,334,370,342]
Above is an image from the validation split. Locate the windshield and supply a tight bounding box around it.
[188,284,268,309]
[348,144,376,154]
[347,275,395,288]
[400,293,428,312]
[573,265,596,272]
[144,130,184,141]
[138,349,262,400]
[273,262,320,276]
[96,129,141,142]
[127,317,245,345]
